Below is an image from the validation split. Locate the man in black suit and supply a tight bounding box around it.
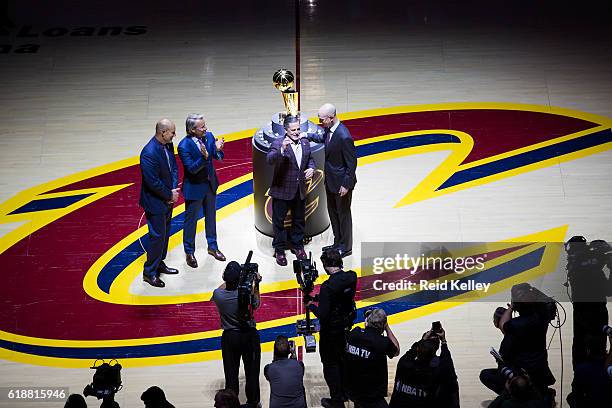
[266,115,316,266]
[308,103,357,257]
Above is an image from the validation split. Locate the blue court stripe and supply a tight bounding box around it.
[6,245,544,359]
[8,193,94,215]
[439,128,612,190]
[356,133,461,157]
[96,180,254,293]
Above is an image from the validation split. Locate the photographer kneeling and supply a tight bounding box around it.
[212,260,262,408]
[480,284,556,404]
[389,324,459,408]
[264,335,306,408]
[306,248,357,408]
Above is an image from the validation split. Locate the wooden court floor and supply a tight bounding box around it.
[0,1,610,407]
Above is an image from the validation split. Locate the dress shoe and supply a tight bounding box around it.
[157,261,179,274]
[208,248,226,261]
[274,250,287,266]
[291,247,307,260]
[186,254,198,268]
[339,248,352,258]
[320,397,344,408]
[143,275,165,288]
[322,244,338,252]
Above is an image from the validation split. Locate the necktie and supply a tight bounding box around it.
[326,129,332,145]
[163,145,171,170]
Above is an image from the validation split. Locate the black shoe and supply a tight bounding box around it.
[321,397,344,408]
[339,248,352,258]
[186,254,198,268]
[157,261,178,275]
[143,275,165,288]
[208,248,226,261]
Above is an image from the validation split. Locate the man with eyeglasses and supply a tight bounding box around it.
[306,103,357,258]
[177,113,226,269]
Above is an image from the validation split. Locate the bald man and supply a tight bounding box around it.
[139,119,180,288]
[307,104,357,257]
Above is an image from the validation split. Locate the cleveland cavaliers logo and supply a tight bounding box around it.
[0,103,609,367]
[264,169,325,227]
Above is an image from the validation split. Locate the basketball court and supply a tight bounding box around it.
[0,1,611,407]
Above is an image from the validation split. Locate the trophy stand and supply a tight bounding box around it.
[252,69,329,239]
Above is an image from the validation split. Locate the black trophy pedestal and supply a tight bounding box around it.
[252,112,329,238]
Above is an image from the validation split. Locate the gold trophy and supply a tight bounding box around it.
[273,68,298,119]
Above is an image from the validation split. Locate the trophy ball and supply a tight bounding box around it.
[273,69,295,92]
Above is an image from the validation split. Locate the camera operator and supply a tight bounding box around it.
[488,373,547,408]
[565,237,612,369]
[212,261,262,408]
[389,325,459,408]
[264,335,306,408]
[566,334,612,407]
[480,284,556,402]
[344,308,399,408]
[306,248,357,408]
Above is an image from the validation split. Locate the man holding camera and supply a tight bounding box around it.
[389,324,459,408]
[212,261,262,408]
[306,248,357,408]
[264,335,306,408]
[480,284,556,402]
[266,115,316,266]
[344,308,400,408]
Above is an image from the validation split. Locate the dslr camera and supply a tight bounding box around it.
[490,348,523,380]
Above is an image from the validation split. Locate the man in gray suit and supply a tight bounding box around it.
[308,103,357,258]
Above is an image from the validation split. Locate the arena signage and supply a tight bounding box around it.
[0,24,147,54]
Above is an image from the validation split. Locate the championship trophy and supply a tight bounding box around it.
[272,68,299,119]
[252,69,329,239]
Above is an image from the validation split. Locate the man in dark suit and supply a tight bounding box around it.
[139,118,180,288]
[266,115,316,266]
[308,103,357,258]
[177,113,226,269]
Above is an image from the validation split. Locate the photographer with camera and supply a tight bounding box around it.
[389,323,459,408]
[566,333,612,407]
[480,284,556,404]
[344,308,399,407]
[264,335,306,408]
[564,237,612,370]
[488,373,547,408]
[306,248,357,408]
[212,259,262,408]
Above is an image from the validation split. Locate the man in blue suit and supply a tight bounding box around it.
[139,118,180,288]
[178,113,226,269]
